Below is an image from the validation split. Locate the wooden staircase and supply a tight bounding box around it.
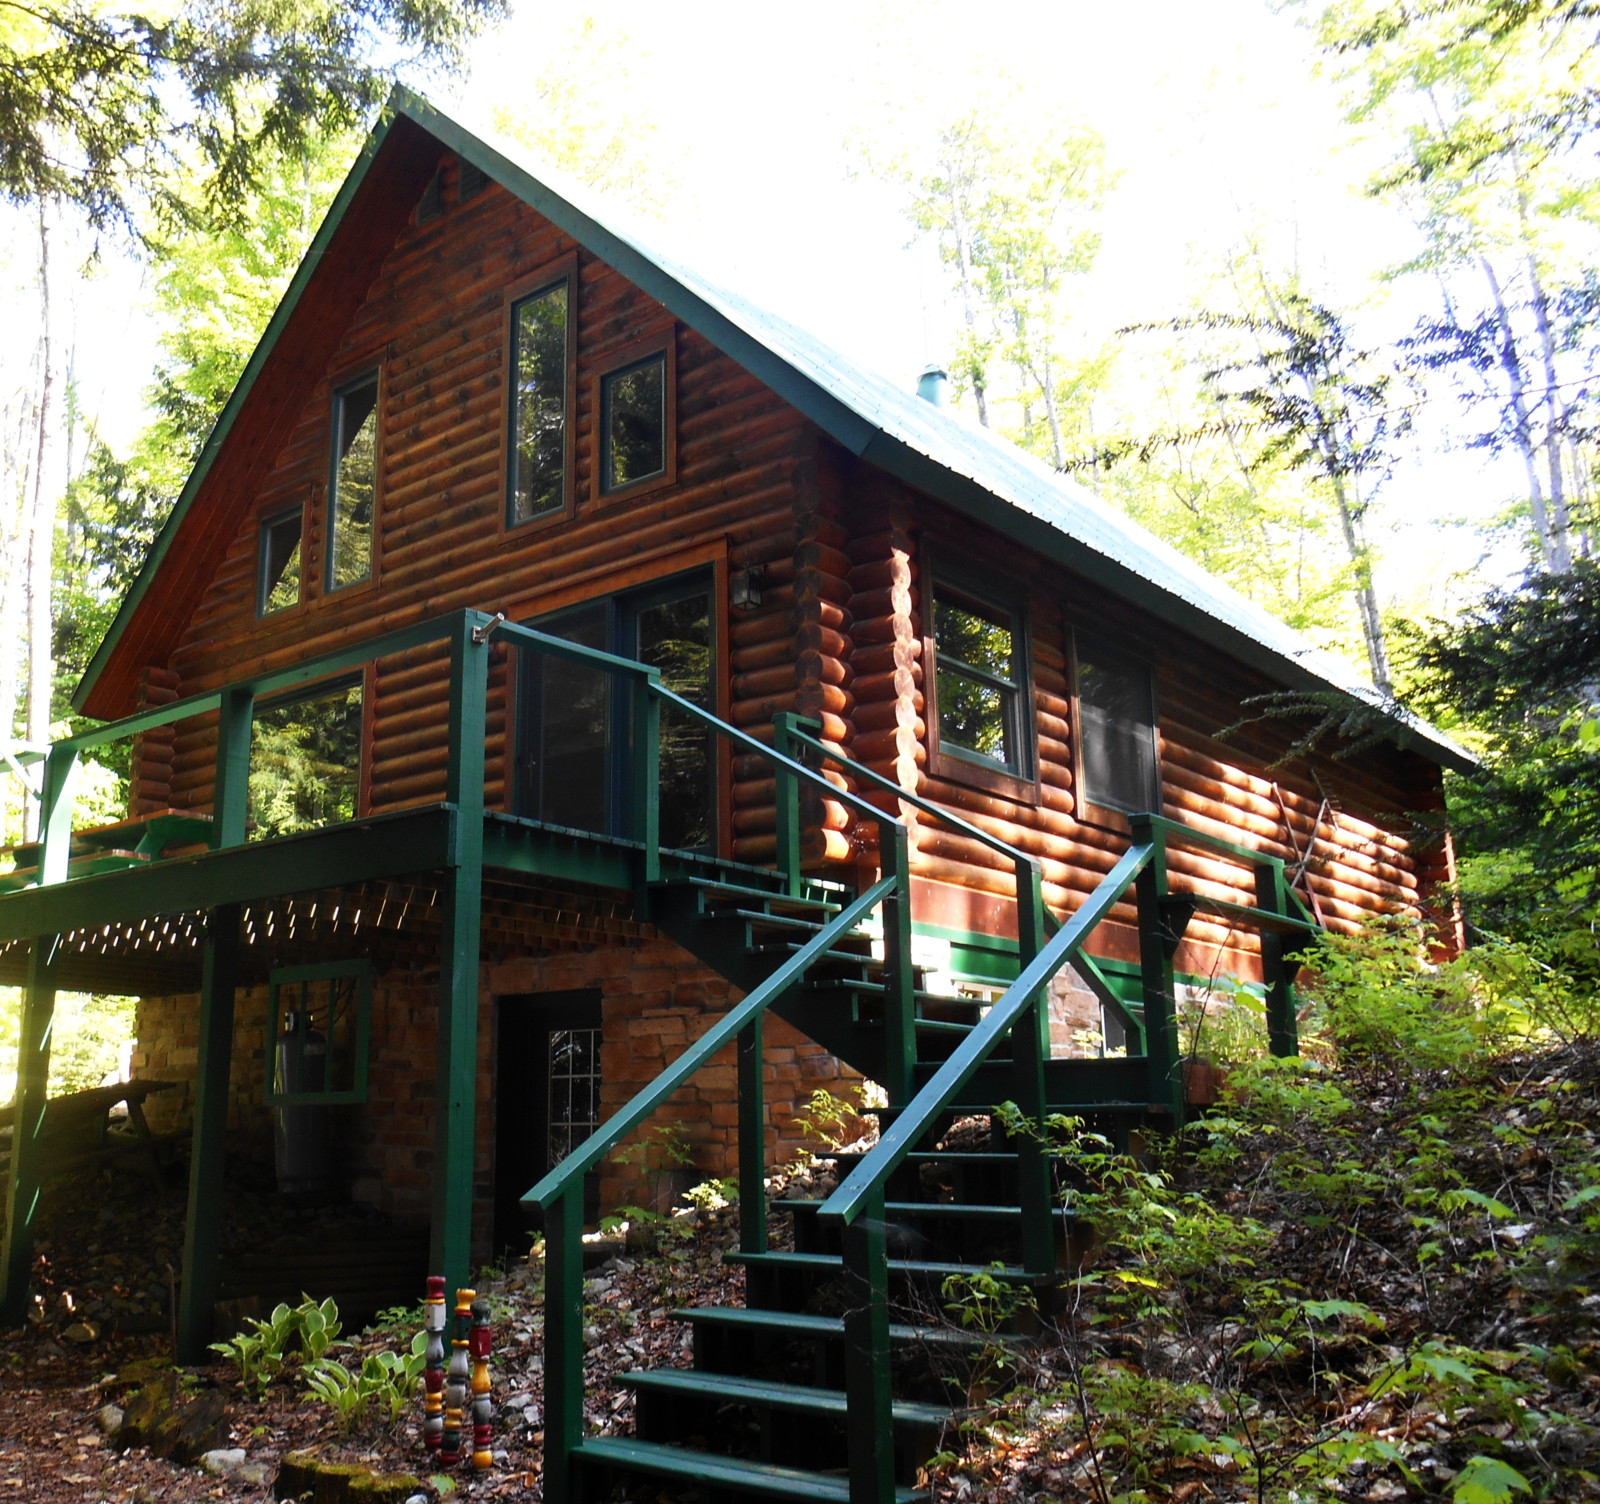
[575,1102,1071,1504]
[505,681,1318,1502]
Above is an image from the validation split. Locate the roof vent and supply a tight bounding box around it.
[916,364,949,407]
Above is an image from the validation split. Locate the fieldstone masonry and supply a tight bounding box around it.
[130,931,860,1256]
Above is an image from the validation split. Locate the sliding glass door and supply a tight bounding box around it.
[517,572,714,851]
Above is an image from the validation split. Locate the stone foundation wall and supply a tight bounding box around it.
[130,932,861,1255]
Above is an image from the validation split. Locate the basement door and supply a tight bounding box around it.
[516,571,714,851]
[493,990,603,1254]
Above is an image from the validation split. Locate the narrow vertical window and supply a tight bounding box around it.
[931,578,1026,774]
[327,374,377,592]
[1075,641,1159,820]
[258,508,301,616]
[600,352,666,493]
[508,281,569,526]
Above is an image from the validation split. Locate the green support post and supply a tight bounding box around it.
[771,713,804,896]
[738,1013,766,1254]
[1255,859,1300,1058]
[432,617,489,1299]
[542,1189,584,1504]
[177,904,241,1359]
[631,677,661,892]
[842,1190,895,1504]
[36,745,78,887]
[211,686,254,849]
[879,819,916,1106]
[0,934,60,1324]
[1011,858,1055,1275]
[1132,818,1184,1124]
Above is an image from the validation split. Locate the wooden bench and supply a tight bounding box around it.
[0,1080,179,1188]
[0,811,212,891]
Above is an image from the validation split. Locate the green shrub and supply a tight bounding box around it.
[304,1332,428,1433]
[209,1294,341,1395]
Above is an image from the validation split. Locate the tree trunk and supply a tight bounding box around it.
[23,199,55,837]
[1480,254,1567,572]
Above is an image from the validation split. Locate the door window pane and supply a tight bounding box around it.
[546,1026,601,1164]
[523,605,610,834]
[635,589,712,851]
[509,282,568,525]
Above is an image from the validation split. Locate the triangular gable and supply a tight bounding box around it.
[78,87,1471,772]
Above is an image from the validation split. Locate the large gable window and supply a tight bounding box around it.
[1075,638,1159,824]
[258,507,302,616]
[931,578,1027,775]
[507,274,573,527]
[327,373,378,591]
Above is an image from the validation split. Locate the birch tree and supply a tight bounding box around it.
[1296,0,1600,572]
[857,93,1114,450]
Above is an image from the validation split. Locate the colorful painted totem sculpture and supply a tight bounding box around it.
[470,1295,493,1472]
[422,1275,446,1454]
[440,1286,474,1466]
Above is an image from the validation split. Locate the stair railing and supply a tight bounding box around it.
[772,713,1146,1045]
[521,877,895,1504]
[813,811,1319,1504]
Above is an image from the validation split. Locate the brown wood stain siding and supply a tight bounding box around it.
[143,150,1449,972]
[831,478,1448,972]
[162,159,813,835]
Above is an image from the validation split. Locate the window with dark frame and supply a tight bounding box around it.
[1075,641,1159,819]
[257,508,302,616]
[600,352,666,493]
[931,578,1028,776]
[327,374,378,591]
[508,279,570,526]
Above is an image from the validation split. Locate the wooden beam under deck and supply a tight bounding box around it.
[0,810,676,994]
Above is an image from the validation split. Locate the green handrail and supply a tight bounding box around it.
[816,839,1155,1233]
[523,876,896,1504]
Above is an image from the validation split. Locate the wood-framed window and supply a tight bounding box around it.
[595,335,677,500]
[505,260,577,529]
[1072,634,1160,830]
[326,371,380,593]
[265,959,373,1106]
[257,506,302,617]
[926,570,1036,800]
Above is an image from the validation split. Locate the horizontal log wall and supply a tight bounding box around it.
[163,155,812,835]
[830,468,1452,975]
[141,149,1454,975]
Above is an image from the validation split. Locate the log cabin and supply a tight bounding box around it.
[0,89,1468,1503]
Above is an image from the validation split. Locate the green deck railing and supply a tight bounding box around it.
[812,809,1317,1504]
[3,606,1322,1504]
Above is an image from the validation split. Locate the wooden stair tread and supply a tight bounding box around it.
[773,1198,1068,1223]
[727,1249,1052,1284]
[574,1437,926,1503]
[622,1368,951,1425]
[668,1305,997,1349]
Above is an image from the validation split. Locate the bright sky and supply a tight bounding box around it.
[39,0,1515,639]
[458,0,1517,612]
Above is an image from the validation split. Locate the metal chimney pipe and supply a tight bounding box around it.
[916,364,949,407]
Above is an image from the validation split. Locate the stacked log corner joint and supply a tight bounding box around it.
[422,1275,493,1472]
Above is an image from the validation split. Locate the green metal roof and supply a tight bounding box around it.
[77,86,1471,773]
